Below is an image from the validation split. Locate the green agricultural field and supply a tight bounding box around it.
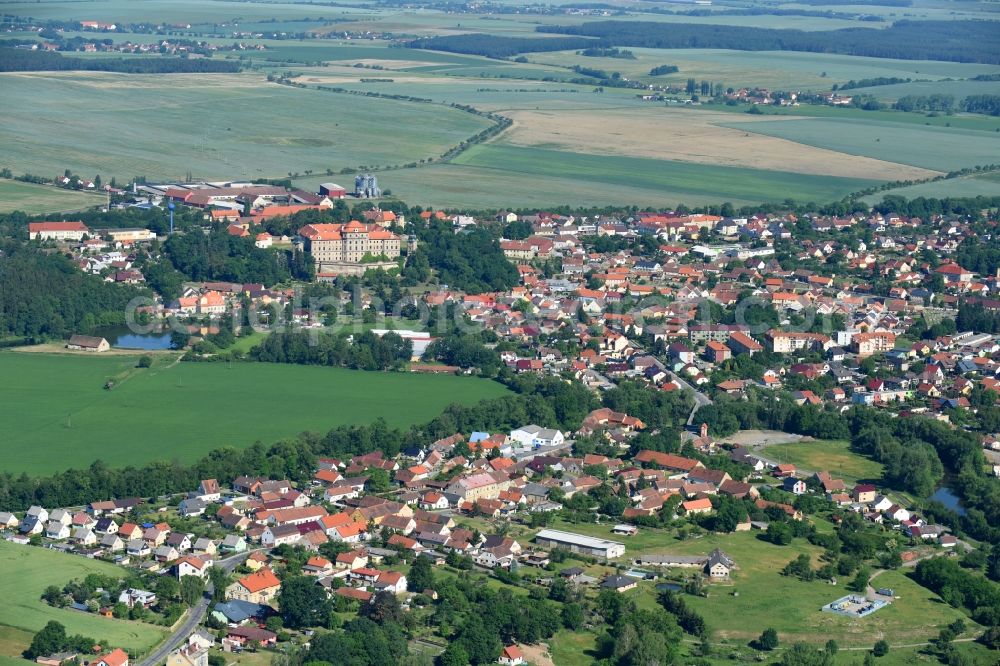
[449,144,878,204]
[0,541,165,661]
[0,72,493,184]
[847,78,1000,103]
[760,439,884,485]
[0,352,509,475]
[316,162,755,210]
[0,0,372,24]
[0,180,104,215]
[864,171,1000,204]
[529,48,1000,92]
[723,116,1000,172]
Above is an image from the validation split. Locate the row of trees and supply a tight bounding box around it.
[892,93,955,113]
[0,47,241,73]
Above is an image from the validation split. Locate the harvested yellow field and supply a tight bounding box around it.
[496,107,941,181]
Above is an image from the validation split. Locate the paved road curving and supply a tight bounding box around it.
[136,551,255,666]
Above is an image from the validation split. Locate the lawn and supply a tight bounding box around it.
[0,72,493,184]
[0,541,165,661]
[548,629,600,665]
[0,180,105,215]
[0,352,509,475]
[760,439,884,485]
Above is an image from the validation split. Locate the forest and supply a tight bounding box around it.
[410,20,1000,64]
[956,235,1000,278]
[0,243,142,339]
[0,47,242,73]
[540,20,1000,64]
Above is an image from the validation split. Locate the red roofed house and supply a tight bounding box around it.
[935,263,973,283]
[499,645,525,665]
[704,340,731,363]
[681,498,713,515]
[633,450,704,473]
[374,570,408,594]
[95,649,129,666]
[225,568,281,604]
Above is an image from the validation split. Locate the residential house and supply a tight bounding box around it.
[226,569,282,604]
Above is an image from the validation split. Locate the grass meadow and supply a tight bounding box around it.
[0,180,104,215]
[0,541,165,661]
[624,531,979,647]
[523,520,982,659]
[0,352,508,475]
[759,439,884,485]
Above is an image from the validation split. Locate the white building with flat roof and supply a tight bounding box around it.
[534,529,625,559]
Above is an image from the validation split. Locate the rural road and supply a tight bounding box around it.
[137,551,253,666]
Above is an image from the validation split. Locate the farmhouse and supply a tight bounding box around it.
[66,335,110,352]
[534,529,625,560]
[705,549,734,579]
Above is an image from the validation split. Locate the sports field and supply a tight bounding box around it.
[0,352,509,475]
[760,439,884,485]
[0,180,104,215]
[0,540,165,660]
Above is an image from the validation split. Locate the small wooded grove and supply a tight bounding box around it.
[250,329,413,371]
[410,20,1000,65]
[161,228,314,286]
[0,242,141,338]
[914,557,1000,626]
